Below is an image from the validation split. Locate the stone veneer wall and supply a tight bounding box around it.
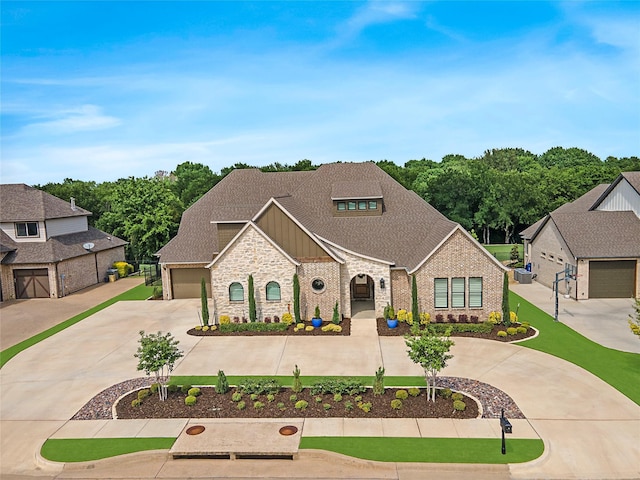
[332,247,391,318]
[297,261,341,321]
[414,229,504,320]
[210,226,296,321]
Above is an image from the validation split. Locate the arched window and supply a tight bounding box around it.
[229,282,244,302]
[266,281,281,301]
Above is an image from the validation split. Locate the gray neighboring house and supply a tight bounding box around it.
[0,184,127,300]
[157,162,507,320]
[521,172,640,299]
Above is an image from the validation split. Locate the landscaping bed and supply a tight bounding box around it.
[116,385,479,420]
[188,318,351,336]
[376,318,536,342]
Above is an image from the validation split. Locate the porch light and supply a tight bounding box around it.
[379,278,385,289]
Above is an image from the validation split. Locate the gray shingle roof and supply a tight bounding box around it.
[0,184,91,221]
[157,162,459,270]
[331,181,383,200]
[0,230,17,253]
[621,171,640,195]
[1,226,127,265]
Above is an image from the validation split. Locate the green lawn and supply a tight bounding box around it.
[300,437,544,463]
[0,283,155,369]
[513,291,640,405]
[40,438,175,462]
[483,244,523,262]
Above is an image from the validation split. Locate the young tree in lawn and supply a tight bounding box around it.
[293,273,301,323]
[134,331,183,401]
[411,274,419,324]
[200,277,209,326]
[405,327,454,402]
[248,274,256,322]
[502,272,511,327]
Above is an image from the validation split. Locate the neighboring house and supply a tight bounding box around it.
[157,162,506,320]
[0,184,127,300]
[521,172,640,299]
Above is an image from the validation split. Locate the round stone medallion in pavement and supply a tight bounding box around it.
[279,425,298,436]
[186,425,205,435]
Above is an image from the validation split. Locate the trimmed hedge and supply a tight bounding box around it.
[428,323,493,334]
[219,322,289,333]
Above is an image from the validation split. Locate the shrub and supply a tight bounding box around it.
[131,399,141,407]
[507,327,517,335]
[310,378,366,396]
[408,387,420,397]
[150,383,159,394]
[238,378,281,395]
[470,315,479,323]
[451,392,463,401]
[354,395,363,402]
[395,390,409,400]
[406,312,414,325]
[220,322,288,333]
[521,321,530,329]
[440,388,452,399]
[273,315,280,323]
[435,314,444,323]
[345,401,354,411]
[517,326,528,334]
[289,394,297,402]
[323,403,332,411]
[295,400,309,410]
[233,316,240,323]
[167,384,178,393]
[315,396,323,403]
[358,402,372,413]
[390,399,402,410]
[216,370,229,394]
[447,313,456,323]
[333,393,343,402]
[420,313,431,325]
[332,301,340,324]
[383,304,395,320]
[314,305,321,319]
[267,393,275,402]
[497,330,508,337]
[188,387,201,397]
[321,323,342,332]
[137,389,150,401]
[305,325,314,332]
[510,311,518,323]
[250,393,259,401]
[231,392,242,402]
[185,395,197,406]
[373,366,385,396]
[219,315,231,325]
[397,309,408,322]
[282,313,293,325]
[277,402,285,410]
[292,365,303,393]
[264,316,271,323]
[113,261,133,278]
[202,326,209,332]
[458,314,468,323]
[237,401,246,410]
[152,286,163,299]
[180,385,192,394]
[195,325,202,331]
[488,311,501,324]
[296,323,305,329]
[254,401,265,410]
[453,400,466,411]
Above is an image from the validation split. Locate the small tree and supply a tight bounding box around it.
[405,327,454,402]
[293,273,301,323]
[502,272,511,327]
[248,274,256,322]
[200,277,209,326]
[134,331,183,401]
[629,298,640,339]
[373,366,385,396]
[216,370,229,394]
[411,274,419,325]
[292,364,302,393]
[510,244,520,262]
[332,301,340,324]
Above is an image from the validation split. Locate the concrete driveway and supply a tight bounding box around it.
[1,297,639,479]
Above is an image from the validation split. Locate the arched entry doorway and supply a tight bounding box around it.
[350,274,375,318]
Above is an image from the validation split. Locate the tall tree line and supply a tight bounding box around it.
[35,148,639,261]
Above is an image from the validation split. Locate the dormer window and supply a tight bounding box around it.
[16,222,39,238]
[331,181,383,217]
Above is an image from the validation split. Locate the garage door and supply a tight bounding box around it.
[170,268,211,299]
[14,269,50,299]
[589,260,636,298]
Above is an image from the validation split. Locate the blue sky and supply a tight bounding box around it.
[1,1,639,185]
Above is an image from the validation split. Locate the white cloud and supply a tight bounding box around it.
[20,104,121,135]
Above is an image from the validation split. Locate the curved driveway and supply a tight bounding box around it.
[1,298,638,479]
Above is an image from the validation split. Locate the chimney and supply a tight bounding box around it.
[70,197,77,211]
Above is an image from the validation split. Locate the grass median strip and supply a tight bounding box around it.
[0,283,154,369]
[300,437,544,463]
[512,291,640,405]
[40,437,175,463]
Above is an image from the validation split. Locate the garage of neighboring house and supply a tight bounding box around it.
[170,268,211,299]
[14,268,50,299]
[588,260,637,298]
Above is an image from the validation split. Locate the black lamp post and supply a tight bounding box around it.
[500,408,512,454]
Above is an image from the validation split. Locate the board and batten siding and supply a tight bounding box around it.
[596,179,640,218]
[45,216,88,238]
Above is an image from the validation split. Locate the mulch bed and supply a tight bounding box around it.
[116,386,478,420]
[376,318,536,342]
[188,318,351,337]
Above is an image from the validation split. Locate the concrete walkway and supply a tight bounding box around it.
[511,281,639,353]
[1,295,639,479]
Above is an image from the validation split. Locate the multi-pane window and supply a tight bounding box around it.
[229,282,244,301]
[451,278,465,308]
[468,277,483,308]
[347,201,357,210]
[337,202,346,211]
[434,278,448,308]
[16,222,39,237]
[266,281,281,301]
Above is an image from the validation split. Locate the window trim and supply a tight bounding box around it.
[266,281,281,301]
[311,278,326,293]
[434,278,448,309]
[15,221,39,238]
[451,277,465,308]
[468,277,483,308]
[229,282,244,302]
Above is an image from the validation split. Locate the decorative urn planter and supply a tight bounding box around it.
[311,318,323,328]
[387,319,399,328]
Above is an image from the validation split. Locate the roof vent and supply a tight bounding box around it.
[70,197,77,211]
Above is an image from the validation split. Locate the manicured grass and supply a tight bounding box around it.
[483,244,523,262]
[40,438,175,462]
[169,375,427,387]
[0,283,155,369]
[512,291,640,405]
[300,437,544,464]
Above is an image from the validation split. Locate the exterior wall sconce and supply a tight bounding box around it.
[380,278,385,289]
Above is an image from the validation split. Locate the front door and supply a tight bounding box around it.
[351,274,372,299]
